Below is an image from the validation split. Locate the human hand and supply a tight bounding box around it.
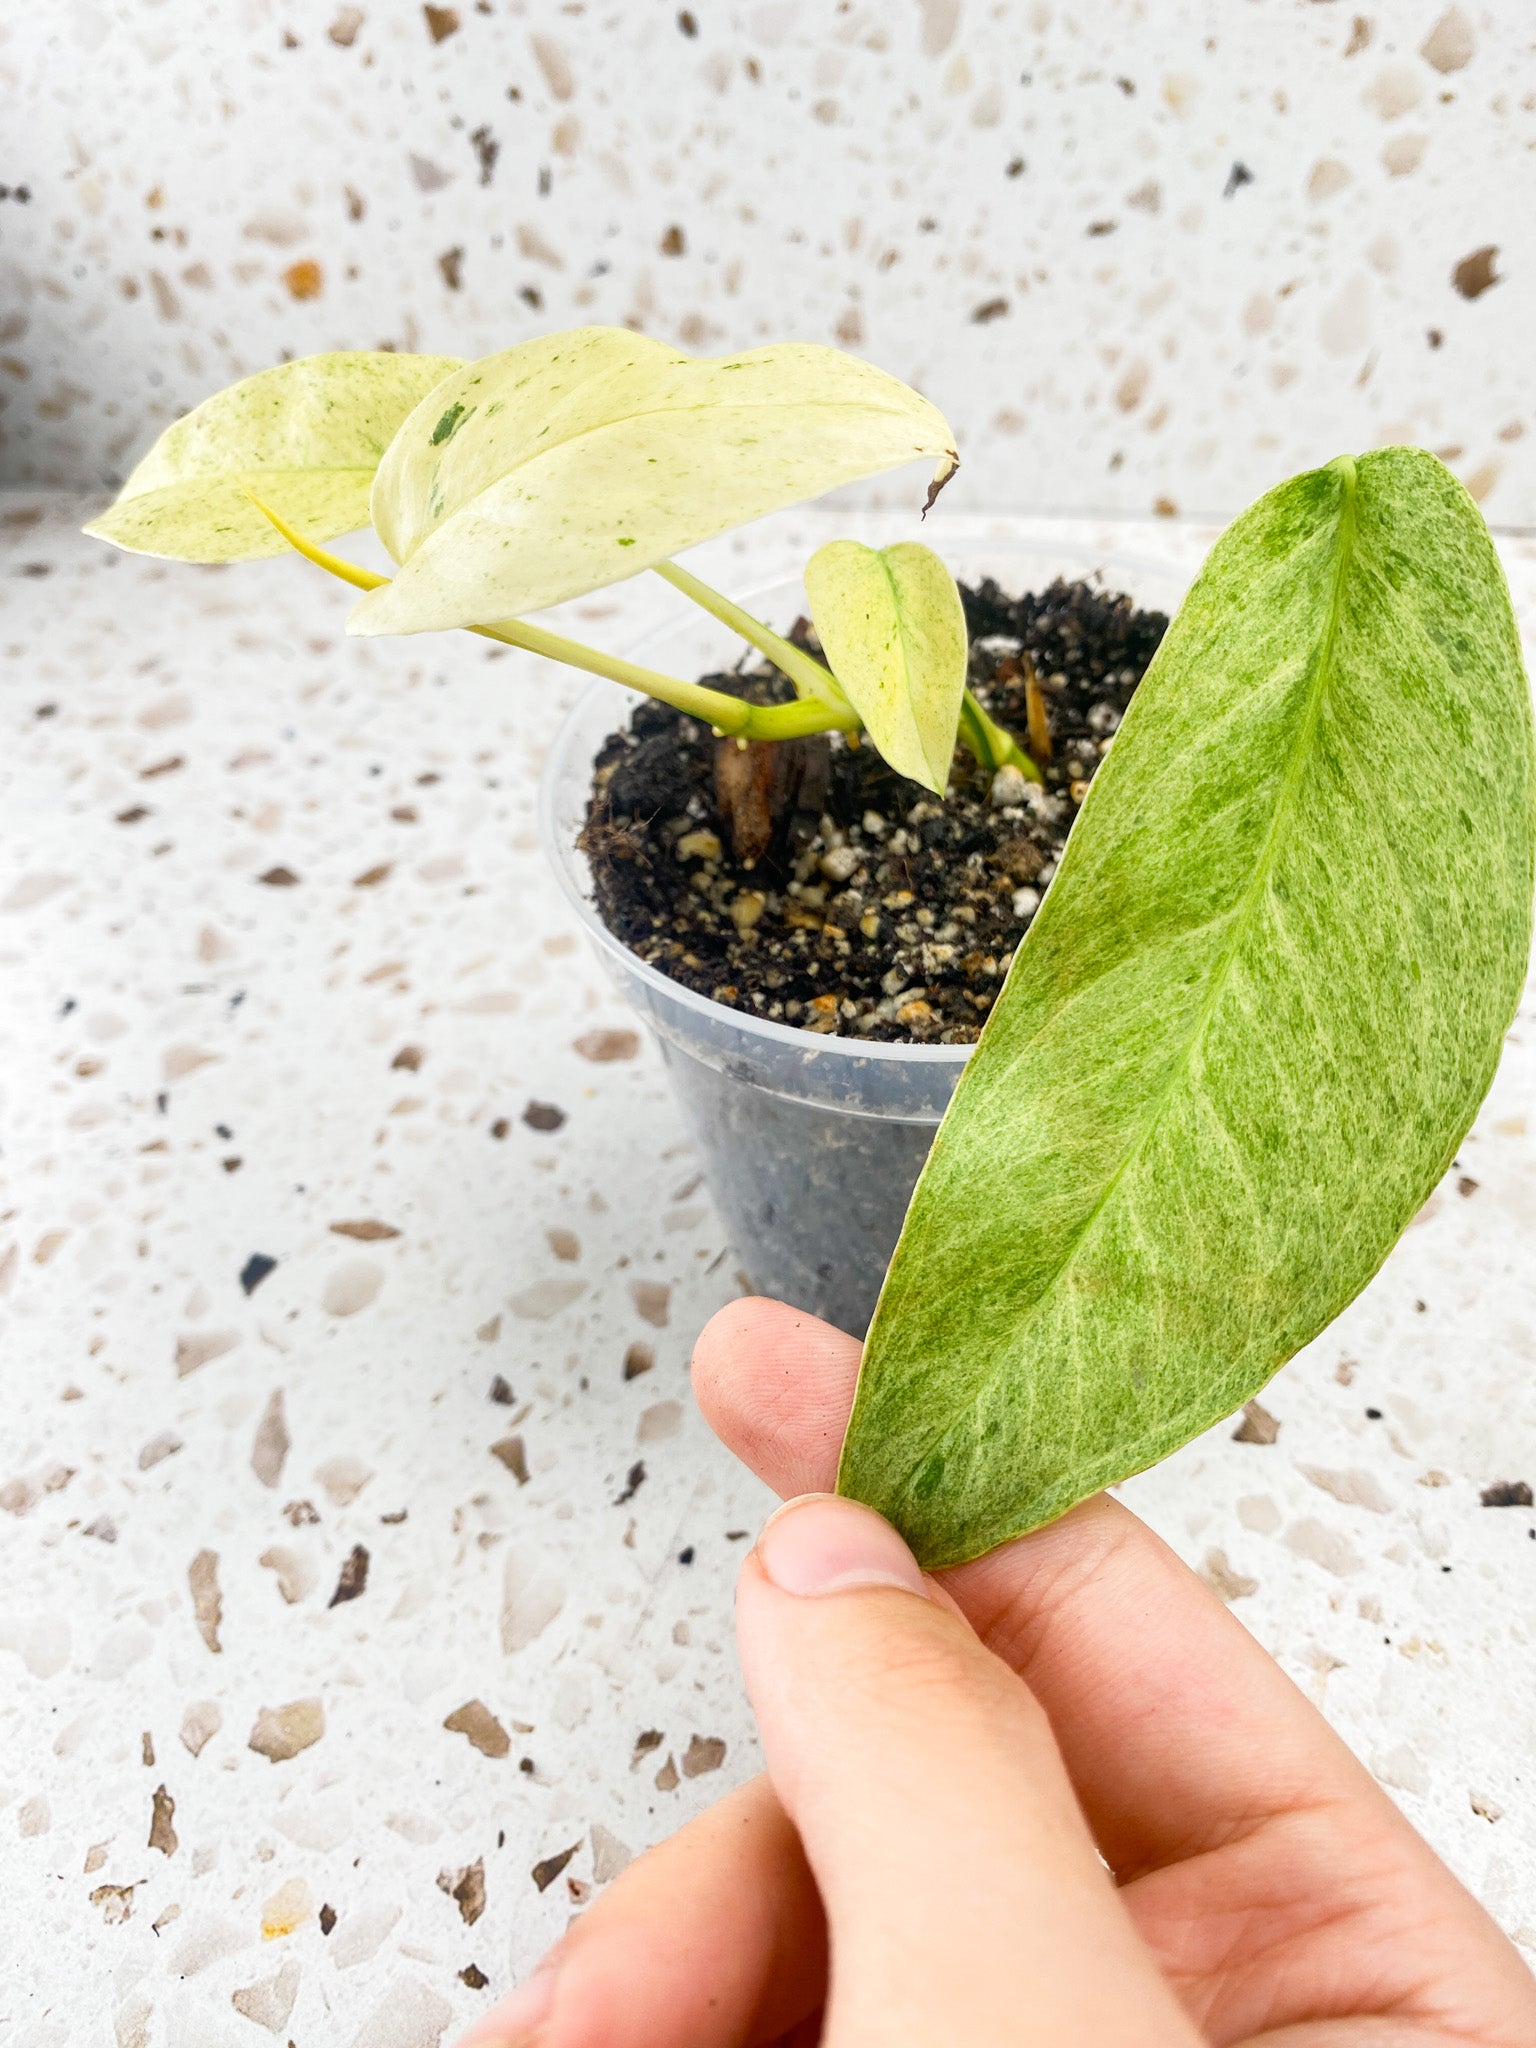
[460,1299,1536,2047]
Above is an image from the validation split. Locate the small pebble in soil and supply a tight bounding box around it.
[581,577,1167,1044]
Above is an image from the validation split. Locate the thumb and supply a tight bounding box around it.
[736,1495,1200,2048]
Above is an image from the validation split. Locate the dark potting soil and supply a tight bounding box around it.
[580,577,1169,1044]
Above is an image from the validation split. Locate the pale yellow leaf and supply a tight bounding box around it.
[83,352,462,562]
[804,540,968,792]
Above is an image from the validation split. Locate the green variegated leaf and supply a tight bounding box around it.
[803,540,967,793]
[840,449,1536,1568]
[83,352,462,562]
[349,326,958,636]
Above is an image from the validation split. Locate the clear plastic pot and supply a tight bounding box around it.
[541,525,1193,1335]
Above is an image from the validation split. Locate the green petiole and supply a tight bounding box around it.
[243,495,859,742]
[246,495,1034,775]
[959,689,1043,784]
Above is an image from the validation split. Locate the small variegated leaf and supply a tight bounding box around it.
[803,540,968,793]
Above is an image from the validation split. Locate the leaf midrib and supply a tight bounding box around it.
[891,459,1360,1519]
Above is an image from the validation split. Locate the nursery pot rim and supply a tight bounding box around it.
[538,539,1192,1072]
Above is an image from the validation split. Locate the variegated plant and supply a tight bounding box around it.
[86,337,1536,1569]
[85,328,1031,792]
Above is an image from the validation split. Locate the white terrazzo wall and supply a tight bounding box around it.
[1,0,1534,521]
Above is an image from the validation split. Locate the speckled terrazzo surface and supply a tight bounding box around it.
[2,497,1535,2044]
[3,1,1535,524]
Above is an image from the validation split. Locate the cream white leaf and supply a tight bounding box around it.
[350,326,958,635]
[82,352,462,563]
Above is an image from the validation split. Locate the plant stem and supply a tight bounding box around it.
[652,560,852,713]
[960,688,1043,783]
[658,558,1038,782]
[243,495,858,742]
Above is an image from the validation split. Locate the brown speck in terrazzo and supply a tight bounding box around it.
[282,1497,321,1526]
[232,1961,302,2032]
[328,1543,370,1605]
[638,1400,683,1443]
[352,862,392,887]
[470,124,499,184]
[257,865,300,887]
[1452,246,1499,300]
[329,1218,401,1240]
[1420,5,1475,73]
[328,6,365,46]
[316,1455,373,1505]
[574,1028,639,1063]
[623,1342,654,1381]
[438,246,465,291]
[491,1435,529,1485]
[523,1099,566,1131]
[188,1548,223,1652]
[1200,1549,1259,1603]
[653,1754,679,1792]
[489,1372,514,1402]
[438,1858,486,1925]
[260,1545,316,1604]
[180,1700,221,1757]
[391,1043,424,1070]
[424,2,460,41]
[322,1259,383,1316]
[148,1784,178,1856]
[460,1963,489,1989]
[547,1228,580,1261]
[1232,1399,1281,1444]
[682,1734,727,1777]
[631,1280,670,1328]
[444,1699,510,1757]
[532,1843,580,1891]
[1480,1480,1533,1507]
[614,1459,646,1504]
[629,1728,663,1771]
[248,1697,325,1762]
[250,1389,290,1487]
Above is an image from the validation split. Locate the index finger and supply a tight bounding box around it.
[692,1296,1397,1882]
